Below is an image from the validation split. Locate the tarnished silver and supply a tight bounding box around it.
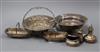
[5,22,31,38]
[84,24,96,43]
[66,34,81,47]
[4,7,97,47]
[43,32,68,42]
[56,13,88,31]
[22,7,56,31]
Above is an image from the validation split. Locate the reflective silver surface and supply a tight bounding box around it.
[1,0,99,52]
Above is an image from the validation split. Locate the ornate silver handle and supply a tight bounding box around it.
[23,7,55,23]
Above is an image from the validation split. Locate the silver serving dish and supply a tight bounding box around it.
[43,32,68,42]
[22,7,56,31]
[56,13,87,32]
[5,22,31,38]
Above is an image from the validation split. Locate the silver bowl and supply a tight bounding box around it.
[56,13,88,32]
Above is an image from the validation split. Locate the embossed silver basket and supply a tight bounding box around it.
[22,7,56,31]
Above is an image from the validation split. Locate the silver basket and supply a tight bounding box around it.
[22,7,56,31]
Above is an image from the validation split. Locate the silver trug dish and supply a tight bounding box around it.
[5,22,31,38]
[43,32,67,42]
